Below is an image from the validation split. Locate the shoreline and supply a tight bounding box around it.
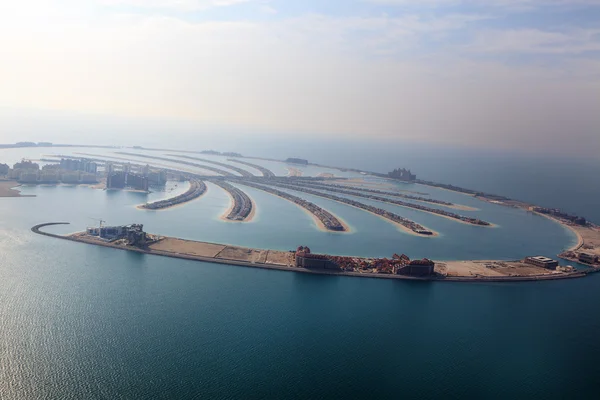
[219,191,257,223]
[136,182,206,211]
[532,211,584,252]
[262,190,351,233]
[0,180,36,197]
[31,223,595,283]
[260,182,437,236]
[215,184,256,223]
[318,179,479,212]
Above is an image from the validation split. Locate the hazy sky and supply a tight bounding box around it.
[0,0,599,154]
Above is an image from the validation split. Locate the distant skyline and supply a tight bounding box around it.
[1,0,599,155]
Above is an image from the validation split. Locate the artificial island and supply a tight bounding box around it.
[2,143,599,282]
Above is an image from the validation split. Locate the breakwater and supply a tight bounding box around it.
[236,181,346,232]
[249,180,433,235]
[228,159,275,177]
[140,179,206,210]
[271,180,490,226]
[167,155,255,177]
[211,181,253,221]
[31,223,589,282]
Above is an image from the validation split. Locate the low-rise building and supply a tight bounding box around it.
[396,259,435,276]
[524,256,559,269]
[579,253,599,265]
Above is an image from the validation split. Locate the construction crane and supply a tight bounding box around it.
[89,217,105,230]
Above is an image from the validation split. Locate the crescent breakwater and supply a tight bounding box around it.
[240,180,436,235]
[139,179,207,210]
[235,181,346,232]
[211,181,254,221]
[264,179,490,226]
[228,159,275,178]
[166,154,255,177]
[31,223,593,282]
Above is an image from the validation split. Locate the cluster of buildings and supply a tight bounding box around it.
[279,179,490,226]
[212,181,253,221]
[388,168,416,182]
[107,171,149,191]
[301,180,453,206]
[531,207,587,226]
[262,180,433,235]
[285,158,308,165]
[105,163,168,191]
[559,250,599,266]
[141,180,206,210]
[60,158,98,174]
[294,246,436,276]
[240,181,345,231]
[85,223,150,246]
[5,160,98,184]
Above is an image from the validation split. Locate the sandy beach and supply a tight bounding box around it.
[0,180,34,197]
[287,167,303,177]
[436,260,560,278]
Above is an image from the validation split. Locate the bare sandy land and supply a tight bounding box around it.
[317,173,335,178]
[215,246,268,263]
[148,238,290,266]
[572,225,600,256]
[0,180,34,197]
[216,187,257,223]
[286,167,303,177]
[265,250,293,266]
[149,238,226,257]
[437,260,556,278]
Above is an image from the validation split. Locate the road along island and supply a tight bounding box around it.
[32,222,600,283]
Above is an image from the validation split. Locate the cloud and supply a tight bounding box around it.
[467,28,600,55]
[100,0,261,11]
[0,1,598,154]
[365,0,600,7]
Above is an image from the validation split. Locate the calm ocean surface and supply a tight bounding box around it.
[1,146,599,399]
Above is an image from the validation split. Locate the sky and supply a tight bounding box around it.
[0,0,599,155]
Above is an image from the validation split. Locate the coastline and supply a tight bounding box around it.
[532,211,584,252]
[0,180,35,198]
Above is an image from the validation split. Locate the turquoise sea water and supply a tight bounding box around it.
[1,147,600,399]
